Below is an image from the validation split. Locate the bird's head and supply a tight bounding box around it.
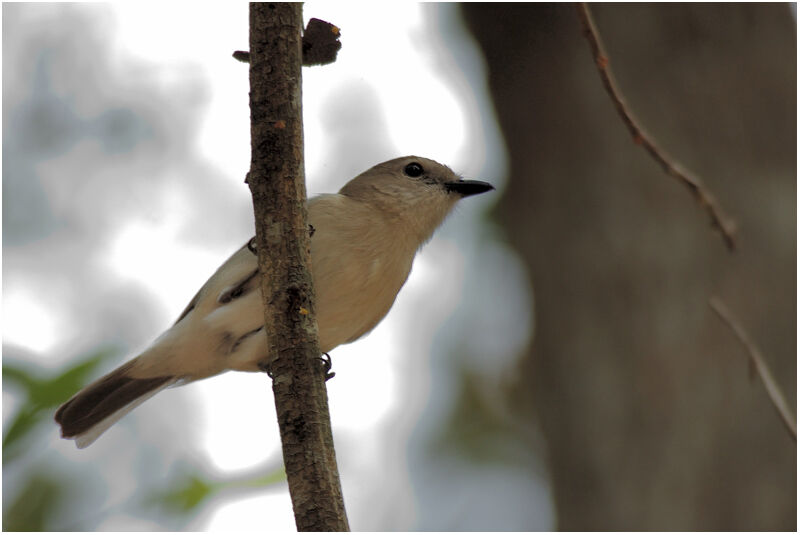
[339,156,494,243]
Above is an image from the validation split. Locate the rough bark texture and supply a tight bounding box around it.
[461,3,795,531]
[247,3,349,531]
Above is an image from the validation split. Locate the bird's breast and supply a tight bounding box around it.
[310,223,414,352]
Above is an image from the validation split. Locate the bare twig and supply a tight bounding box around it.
[247,3,349,530]
[709,297,796,442]
[576,3,737,251]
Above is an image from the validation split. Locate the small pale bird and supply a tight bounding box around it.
[55,156,493,448]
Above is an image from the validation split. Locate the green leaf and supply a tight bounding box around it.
[2,473,65,531]
[152,475,220,513]
[148,464,286,516]
[33,349,113,407]
[3,349,112,408]
[2,349,116,460]
[238,465,286,489]
[1,365,41,393]
[2,407,44,460]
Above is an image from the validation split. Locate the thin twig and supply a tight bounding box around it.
[709,297,796,442]
[576,3,737,251]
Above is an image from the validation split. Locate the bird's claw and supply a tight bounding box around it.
[258,360,275,379]
[320,352,335,381]
[260,354,333,381]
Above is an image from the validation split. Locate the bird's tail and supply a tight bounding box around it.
[54,360,176,448]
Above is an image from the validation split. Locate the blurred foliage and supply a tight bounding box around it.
[148,464,286,514]
[3,472,66,531]
[2,349,114,462]
[434,366,527,467]
[2,349,115,530]
[161,474,216,512]
[3,349,287,530]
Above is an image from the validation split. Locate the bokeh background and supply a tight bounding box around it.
[3,3,795,531]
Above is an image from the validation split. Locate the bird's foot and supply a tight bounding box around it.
[258,360,274,379]
[320,352,335,381]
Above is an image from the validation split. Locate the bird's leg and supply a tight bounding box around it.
[320,352,335,381]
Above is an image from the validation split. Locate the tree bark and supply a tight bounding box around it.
[247,3,349,531]
[461,3,795,530]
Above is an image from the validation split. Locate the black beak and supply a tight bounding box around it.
[444,179,495,197]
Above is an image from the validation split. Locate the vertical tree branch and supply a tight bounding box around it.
[247,3,349,530]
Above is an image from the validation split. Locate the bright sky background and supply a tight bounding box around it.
[3,3,548,531]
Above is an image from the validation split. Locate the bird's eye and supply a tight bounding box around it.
[404,162,424,178]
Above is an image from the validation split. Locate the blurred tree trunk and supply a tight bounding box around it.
[462,3,795,530]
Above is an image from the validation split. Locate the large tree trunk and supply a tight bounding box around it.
[461,3,795,530]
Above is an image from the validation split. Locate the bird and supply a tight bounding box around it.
[55,156,494,448]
